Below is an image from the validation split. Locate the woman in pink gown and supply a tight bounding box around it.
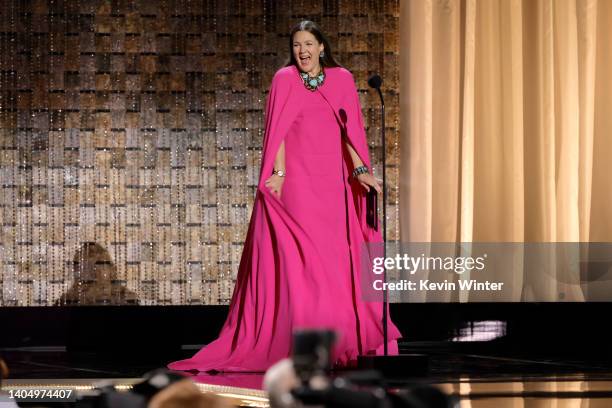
[168,20,401,373]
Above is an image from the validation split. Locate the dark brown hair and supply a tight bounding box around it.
[285,20,342,69]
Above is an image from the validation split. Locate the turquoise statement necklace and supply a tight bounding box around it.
[300,66,325,91]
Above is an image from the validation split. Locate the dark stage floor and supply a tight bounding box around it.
[4,342,612,381]
[4,304,612,406]
[3,341,612,407]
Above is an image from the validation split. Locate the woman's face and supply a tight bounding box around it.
[292,30,324,75]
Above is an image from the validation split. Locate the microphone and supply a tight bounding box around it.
[367,73,388,356]
[367,74,383,89]
[368,74,384,107]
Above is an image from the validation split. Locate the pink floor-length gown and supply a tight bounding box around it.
[168,65,402,373]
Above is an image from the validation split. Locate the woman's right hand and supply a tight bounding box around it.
[264,174,284,198]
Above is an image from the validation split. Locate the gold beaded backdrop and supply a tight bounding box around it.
[0,0,400,306]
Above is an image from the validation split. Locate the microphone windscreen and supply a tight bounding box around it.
[367,74,382,89]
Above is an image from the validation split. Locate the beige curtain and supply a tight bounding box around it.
[399,0,612,301]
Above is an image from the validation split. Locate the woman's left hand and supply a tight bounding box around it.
[356,173,382,194]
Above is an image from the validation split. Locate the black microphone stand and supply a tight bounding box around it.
[374,82,389,356]
[357,74,428,377]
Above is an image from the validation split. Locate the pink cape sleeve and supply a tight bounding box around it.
[338,70,384,245]
[257,68,302,194]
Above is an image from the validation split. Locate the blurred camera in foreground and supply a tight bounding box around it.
[264,329,458,408]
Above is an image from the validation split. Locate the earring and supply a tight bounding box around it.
[320,51,325,58]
